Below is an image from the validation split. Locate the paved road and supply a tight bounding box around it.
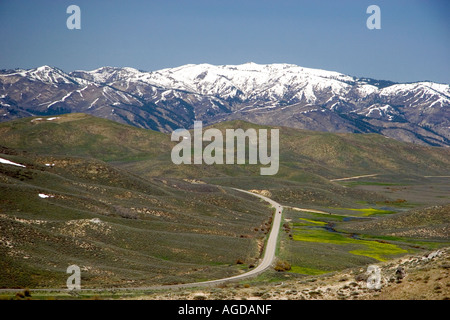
[0,187,284,293]
[176,188,283,287]
[143,188,283,290]
[330,174,378,182]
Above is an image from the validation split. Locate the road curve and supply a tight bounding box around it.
[0,187,284,293]
[174,188,283,288]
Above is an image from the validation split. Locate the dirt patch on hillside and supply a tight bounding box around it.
[249,190,272,198]
[60,218,112,237]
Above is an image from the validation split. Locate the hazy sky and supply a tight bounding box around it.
[0,0,449,83]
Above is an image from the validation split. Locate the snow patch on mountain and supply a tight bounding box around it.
[363,104,399,121]
[1,62,449,147]
[0,157,26,168]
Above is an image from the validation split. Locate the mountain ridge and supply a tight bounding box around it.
[1,63,449,146]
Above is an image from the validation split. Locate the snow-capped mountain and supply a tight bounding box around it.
[1,63,449,146]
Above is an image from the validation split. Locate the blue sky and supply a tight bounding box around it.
[0,0,449,83]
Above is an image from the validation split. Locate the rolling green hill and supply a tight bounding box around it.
[0,113,170,162]
[1,113,448,210]
[0,114,449,289]
[1,114,448,181]
[0,146,274,288]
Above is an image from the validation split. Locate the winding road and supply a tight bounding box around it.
[175,188,283,288]
[0,187,284,293]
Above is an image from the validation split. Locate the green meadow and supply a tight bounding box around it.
[293,228,408,261]
[332,207,397,217]
[292,228,407,261]
[280,209,418,276]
